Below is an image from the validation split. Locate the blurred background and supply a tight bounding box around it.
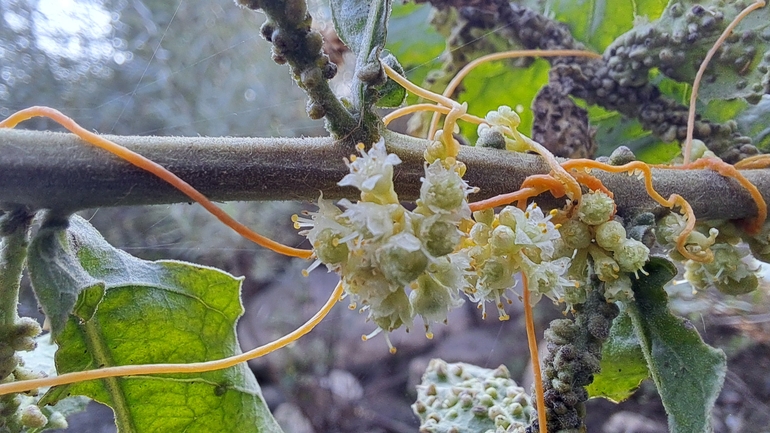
[2,0,769,432]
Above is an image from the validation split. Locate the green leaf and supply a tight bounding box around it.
[587,308,649,402]
[524,0,667,52]
[38,216,283,433]
[27,221,105,338]
[459,58,551,143]
[627,257,727,433]
[331,0,390,60]
[331,0,392,110]
[386,2,444,101]
[376,51,407,108]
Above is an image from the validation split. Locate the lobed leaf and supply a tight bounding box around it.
[627,257,727,433]
[36,216,282,433]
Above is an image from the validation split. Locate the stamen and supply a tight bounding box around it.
[362,328,382,341]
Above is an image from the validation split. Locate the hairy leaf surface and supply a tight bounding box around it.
[627,257,726,433]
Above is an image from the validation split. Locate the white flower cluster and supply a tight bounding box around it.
[295,138,652,349]
[463,204,575,318]
[659,217,762,296]
[294,139,475,351]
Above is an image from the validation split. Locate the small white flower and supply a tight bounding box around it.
[485,105,520,130]
[419,161,474,217]
[502,203,562,260]
[337,199,400,240]
[338,139,401,203]
[522,256,574,304]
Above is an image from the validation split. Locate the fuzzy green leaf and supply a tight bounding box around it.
[627,257,727,433]
[38,216,282,433]
[330,0,390,58]
[587,308,649,402]
[376,51,407,108]
[27,221,104,338]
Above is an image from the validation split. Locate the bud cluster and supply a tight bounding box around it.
[413,359,532,433]
[557,191,650,305]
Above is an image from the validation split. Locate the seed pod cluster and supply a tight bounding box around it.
[413,359,533,433]
[528,283,619,433]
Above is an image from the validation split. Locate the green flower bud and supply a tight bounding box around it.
[473,208,495,226]
[480,258,514,290]
[497,206,521,229]
[422,219,461,257]
[470,222,492,246]
[410,274,462,327]
[20,405,48,429]
[595,220,627,251]
[656,213,685,246]
[613,239,650,273]
[577,191,615,226]
[376,238,429,286]
[559,219,592,250]
[593,255,620,282]
[372,289,413,332]
[490,225,517,255]
[421,163,466,212]
[314,228,349,265]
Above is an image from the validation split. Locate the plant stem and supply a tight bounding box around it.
[1,128,769,225]
[0,209,33,326]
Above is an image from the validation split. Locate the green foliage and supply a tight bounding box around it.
[331,0,392,109]
[32,216,281,433]
[386,2,444,98]
[523,0,668,52]
[27,219,103,339]
[587,309,649,402]
[459,59,551,140]
[627,257,727,433]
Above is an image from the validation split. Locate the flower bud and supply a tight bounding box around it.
[20,405,48,429]
[422,219,461,257]
[559,219,592,250]
[490,225,517,255]
[314,228,349,265]
[613,239,650,273]
[577,191,615,226]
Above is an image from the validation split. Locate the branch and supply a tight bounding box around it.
[1,128,768,223]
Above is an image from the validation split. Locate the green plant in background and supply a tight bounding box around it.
[1,0,770,432]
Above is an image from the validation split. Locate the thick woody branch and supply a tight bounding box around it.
[0,128,768,223]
